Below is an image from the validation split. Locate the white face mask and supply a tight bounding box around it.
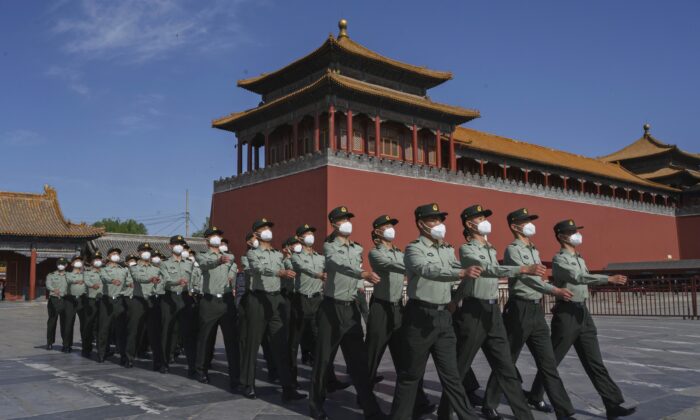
[337,221,353,235]
[173,244,184,255]
[476,220,492,235]
[429,223,447,240]
[219,245,229,253]
[73,261,83,269]
[303,234,315,246]
[251,239,259,249]
[259,229,273,242]
[521,222,536,237]
[57,264,66,271]
[151,256,161,264]
[93,260,103,268]
[208,236,222,246]
[292,244,303,253]
[382,227,396,241]
[128,261,137,267]
[140,251,151,261]
[568,232,583,246]
[181,250,190,259]
[110,254,120,263]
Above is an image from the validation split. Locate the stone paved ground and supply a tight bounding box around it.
[1,301,699,419]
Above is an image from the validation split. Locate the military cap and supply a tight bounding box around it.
[57,257,69,266]
[125,253,138,262]
[554,219,583,235]
[507,208,539,225]
[221,238,230,245]
[460,204,493,223]
[91,251,103,261]
[296,224,316,237]
[71,255,83,262]
[203,226,224,237]
[414,203,448,220]
[169,234,186,245]
[372,214,399,229]
[152,250,165,259]
[284,236,301,247]
[137,242,153,252]
[328,206,354,222]
[251,218,274,231]
[107,247,122,255]
[245,231,255,241]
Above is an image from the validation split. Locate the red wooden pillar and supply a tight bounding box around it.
[501,164,508,180]
[524,169,530,184]
[328,104,335,151]
[374,116,381,157]
[29,247,37,301]
[611,186,617,198]
[579,179,585,193]
[479,159,485,176]
[313,113,320,152]
[246,141,252,172]
[292,121,298,158]
[346,110,353,152]
[664,195,669,206]
[563,176,569,190]
[236,137,243,175]
[595,183,601,195]
[544,172,550,187]
[449,131,455,171]
[412,124,418,165]
[626,189,631,200]
[436,130,442,168]
[264,132,270,166]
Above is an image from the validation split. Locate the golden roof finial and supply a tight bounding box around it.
[643,123,651,137]
[338,19,348,39]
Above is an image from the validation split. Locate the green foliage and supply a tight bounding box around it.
[192,217,210,237]
[93,218,148,234]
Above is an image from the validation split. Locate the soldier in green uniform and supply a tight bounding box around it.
[82,252,103,357]
[481,208,576,419]
[63,255,86,353]
[528,220,636,420]
[389,203,481,420]
[194,227,239,389]
[309,206,383,420]
[366,214,435,417]
[438,204,540,420]
[46,258,69,351]
[97,248,129,363]
[239,219,305,402]
[151,250,168,365]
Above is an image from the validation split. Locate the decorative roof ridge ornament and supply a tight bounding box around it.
[643,123,651,138]
[338,19,348,40]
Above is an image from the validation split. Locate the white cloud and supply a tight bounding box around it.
[115,93,167,134]
[0,130,45,147]
[45,65,91,96]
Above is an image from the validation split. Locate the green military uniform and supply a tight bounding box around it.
[195,227,239,387]
[97,249,129,361]
[310,206,382,419]
[390,203,476,420]
[529,220,627,413]
[82,255,103,356]
[438,205,533,420]
[46,260,69,349]
[483,209,575,418]
[63,262,86,352]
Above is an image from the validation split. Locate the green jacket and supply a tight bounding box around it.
[456,239,520,301]
[100,263,130,297]
[197,249,236,295]
[504,239,553,300]
[83,268,102,299]
[66,271,86,297]
[291,249,324,296]
[241,254,251,291]
[246,247,284,292]
[281,257,295,292]
[130,262,160,297]
[46,271,68,297]
[404,235,462,305]
[324,237,364,302]
[159,256,194,294]
[369,244,405,303]
[552,249,608,302]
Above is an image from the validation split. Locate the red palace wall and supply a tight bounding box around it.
[676,215,700,259]
[212,166,683,271]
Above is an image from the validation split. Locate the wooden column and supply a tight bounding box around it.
[449,131,456,171]
[29,247,37,301]
[246,141,252,172]
[611,185,617,198]
[236,137,243,175]
[412,124,418,165]
[501,164,508,180]
[292,121,299,158]
[264,132,270,166]
[436,130,442,168]
[544,172,550,187]
[313,113,320,152]
[479,159,485,176]
[346,110,353,152]
[664,195,669,206]
[595,182,601,195]
[625,188,631,200]
[562,176,569,190]
[254,145,260,170]
[328,104,335,151]
[524,169,530,184]
[374,116,381,157]
[579,179,585,193]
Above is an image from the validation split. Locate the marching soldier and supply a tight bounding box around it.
[528,219,636,419]
[97,248,129,363]
[64,255,86,353]
[366,214,435,417]
[121,254,137,363]
[46,258,69,351]
[389,203,480,420]
[194,227,239,389]
[310,206,383,420]
[183,246,202,377]
[82,252,104,357]
[240,219,305,402]
[438,204,538,420]
[481,208,576,419]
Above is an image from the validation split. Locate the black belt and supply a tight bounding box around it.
[373,296,401,307]
[324,297,354,306]
[166,291,184,296]
[409,299,448,311]
[253,289,281,296]
[513,297,541,304]
[103,295,122,301]
[203,293,224,299]
[557,300,586,307]
[299,292,321,298]
[466,297,498,305]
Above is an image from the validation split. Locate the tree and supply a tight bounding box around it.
[93,218,148,234]
[192,217,210,237]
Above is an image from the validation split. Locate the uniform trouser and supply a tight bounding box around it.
[196,294,239,382]
[310,298,382,419]
[289,293,322,383]
[126,296,162,367]
[63,295,84,348]
[97,296,126,359]
[238,293,274,375]
[355,289,369,325]
[366,297,431,410]
[162,292,192,367]
[183,293,198,371]
[47,296,66,345]
[484,298,575,418]
[437,299,533,420]
[529,302,625,411]
[81,297,99,354]
[239,291,291,388]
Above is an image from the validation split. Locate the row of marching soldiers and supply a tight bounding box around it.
[45,203,638,420]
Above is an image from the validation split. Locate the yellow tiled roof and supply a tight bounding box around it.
[637,166,700,181]
[0,185,104,238]
[600,134,700,162]
[453,127,678,191]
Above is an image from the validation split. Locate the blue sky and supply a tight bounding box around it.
[1,0,698,235]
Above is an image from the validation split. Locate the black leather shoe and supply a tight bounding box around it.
[125,361,134,368]
[527,396,553,413]
[160,365,169,374]
[291,381,302,390]
[196,373,210,384]
[412,402,437,418]
[46,344,53,351]
[242,386,257,399]
[327,379,351,393]
[96,356,105,363]
[606,405,636,419]
[282,387,307,402]
[481,407,504,420]
[467,391,484,407]
[66,347,73,353]
[310,408,328,419]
